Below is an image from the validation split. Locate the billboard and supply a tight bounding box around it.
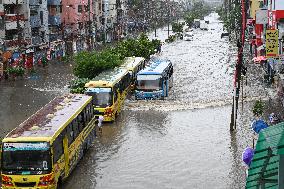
[266,29,279,58]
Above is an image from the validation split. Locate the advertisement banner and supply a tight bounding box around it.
[266,29,279,57]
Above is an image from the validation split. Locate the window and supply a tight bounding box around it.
[78,112,85,132]
[40,11,43,25]
[78,5,83,13]
[39,0,42,4]
[67,123,74,146]
[53,134,64,162]
[85,5,89,12]
[72,118,79,139]
[79,22,83,29]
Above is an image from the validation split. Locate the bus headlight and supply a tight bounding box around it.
[2,175,13,187]
[38,174,55,186]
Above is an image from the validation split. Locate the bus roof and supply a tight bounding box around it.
[85,68,128,88]
[138,59,171,75]
[3,94,92,142]
[120,57,145,71]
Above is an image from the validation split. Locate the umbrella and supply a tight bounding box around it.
[252,56,267,63]
[242,147,254,166]
[251,119,269,134]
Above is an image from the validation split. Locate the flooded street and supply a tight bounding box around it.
[0,13,262,188]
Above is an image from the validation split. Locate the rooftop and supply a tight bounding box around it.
[246,122,284,189]
[4,94,92,140]
[138,59,171,75]
[85,68,128,88]
[120,57,145,71]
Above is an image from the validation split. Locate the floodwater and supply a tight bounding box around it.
[0,13,270,188]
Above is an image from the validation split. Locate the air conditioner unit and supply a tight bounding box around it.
[279,31,284,39]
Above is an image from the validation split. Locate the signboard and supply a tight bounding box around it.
[266,29,279,57]
[3,142,49,151]
[268,10,276,29]
[256,9,268,24]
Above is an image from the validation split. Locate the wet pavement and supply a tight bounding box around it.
[0,13,277,188]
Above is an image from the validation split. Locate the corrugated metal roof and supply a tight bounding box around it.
[85,68,129,88]
[138,59,171,75]
[120,57,145,71]
[3,94,92,141]
[246,122,284,189]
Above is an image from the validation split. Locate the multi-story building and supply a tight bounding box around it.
[93,0,104,42]
[48,0,65,59]
[29,0,49,64]
[1,0,30,54]
[62,0,94,54]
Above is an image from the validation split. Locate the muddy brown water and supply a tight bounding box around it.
[0,13,266,188]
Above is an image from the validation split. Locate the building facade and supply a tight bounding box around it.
[62,0,94,54]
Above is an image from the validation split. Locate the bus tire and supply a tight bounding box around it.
[56,177,62,189]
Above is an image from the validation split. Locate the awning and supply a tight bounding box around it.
[246,122,284,189]
[253,56,267,63]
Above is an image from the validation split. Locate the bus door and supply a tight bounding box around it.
[63,136,70,177]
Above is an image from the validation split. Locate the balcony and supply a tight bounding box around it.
[4,39,31,48]
[47,0,61,6]
[0,4,4,16]
[31,36,42,45]
[30,16,41,28]
[5,20,25,30]
[29,0,39,5]
[49,34,62,42]
[48,15,61,26]
[5,14,26,22]
[3,0,25,4]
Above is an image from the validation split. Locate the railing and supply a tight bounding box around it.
[3,0,25,4]
[31,36,42,45]
[4,39,31,47]
[48,15,61,26]
[30,16,41,28]
[47,0,60,5]
[4,14,26,22]
[29,0,39,5]
[49,34,62,42]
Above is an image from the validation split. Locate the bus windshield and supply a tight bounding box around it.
[86,88,113,107]
[136,75,162,90]
[2,142,51,174]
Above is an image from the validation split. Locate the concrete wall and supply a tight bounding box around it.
[250,0,261,19]
[273,0,284,10]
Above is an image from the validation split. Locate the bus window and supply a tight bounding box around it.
[72,118,79,139]
[78,112,85,132]
[89,103,94,117]
[67,124,74,146]
[53,135,63,162]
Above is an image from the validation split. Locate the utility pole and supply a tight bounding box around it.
[167,1,170,38]
[229,0,246,131]
[88,0,92,50]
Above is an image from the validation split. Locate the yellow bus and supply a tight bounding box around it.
[85,68,131,122]
[1,94,96,189]
[120,57,146,89]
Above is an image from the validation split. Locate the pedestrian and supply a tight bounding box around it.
[97,115,104,135]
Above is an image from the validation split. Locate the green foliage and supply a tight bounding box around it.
[6,66,25,77]
[172,22,184,33]
[74,50,123,79]
[69,78,90,94]
[252,100,265,116]
[166,35,177,43]
[184,2,212,27]
[217,4,241,33]
[73,33,159,79]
